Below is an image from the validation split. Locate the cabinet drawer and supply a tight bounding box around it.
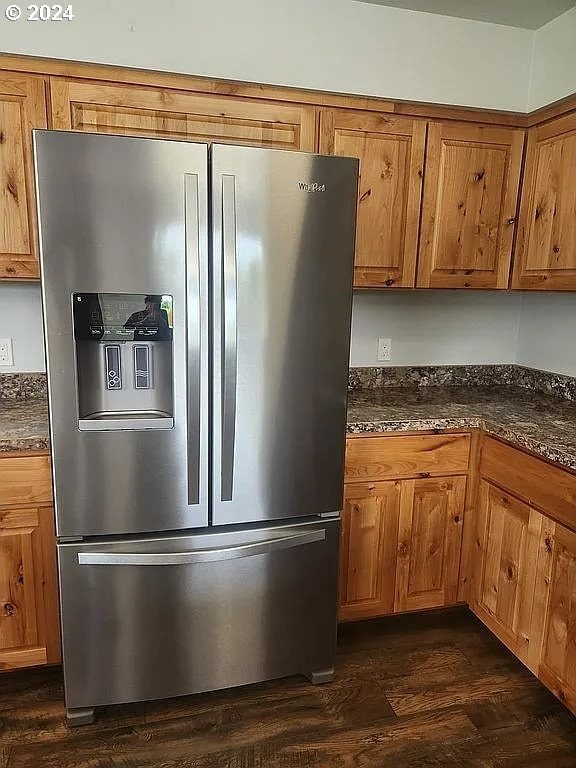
[479,436,576,531]
[345,433,471,481]
[0,454,53,507]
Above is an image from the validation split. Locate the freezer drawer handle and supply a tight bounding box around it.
[77,529,326,566]
[221,173,238,502]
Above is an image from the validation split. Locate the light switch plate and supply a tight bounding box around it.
[0,338,14,366]
[377,337,391,362]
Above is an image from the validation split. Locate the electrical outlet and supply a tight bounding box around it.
[0,338,14,366]
[377,337,391,362]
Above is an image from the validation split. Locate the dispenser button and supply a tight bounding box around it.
[104,345,122,390]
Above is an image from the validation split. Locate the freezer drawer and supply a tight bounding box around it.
[58,519,339,710]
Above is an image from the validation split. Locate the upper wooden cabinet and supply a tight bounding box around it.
[512,113,576,290]
[418,122,524,288]
[0,74,47,279]
[320,110,426,288]
[50,79,317,151]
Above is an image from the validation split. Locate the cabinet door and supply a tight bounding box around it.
[0,506,60,670]
[537,521,576,713]
[50,79,317,151]
[320,110,425,288]
[0,74,47,279]
[512,113,576,290]
[471,481,542,663]
[418,123,524,288]
[395,476,465,612]
[339,481,400,621]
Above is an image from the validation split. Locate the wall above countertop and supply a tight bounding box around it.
[3,283,575,378]
[350,291,522,368]
[0,283,45,373]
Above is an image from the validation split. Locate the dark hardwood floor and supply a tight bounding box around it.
[2,608,575,767]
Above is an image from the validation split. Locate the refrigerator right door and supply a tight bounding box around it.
[211,145,358,526]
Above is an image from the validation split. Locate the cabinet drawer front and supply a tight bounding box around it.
[345,434,471,481]
[0,455,53,507]
[480,436,576,531]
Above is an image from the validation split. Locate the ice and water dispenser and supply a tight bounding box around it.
[73,293,174,430]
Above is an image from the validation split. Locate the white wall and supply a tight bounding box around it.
[2,282,575,377]
[350,291,522,367]
[0,283,45,372]
[528,7,576,111]
[516,293,576,377]
[0,0,533,111]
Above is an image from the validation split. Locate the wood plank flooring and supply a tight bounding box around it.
[1,608,575,767]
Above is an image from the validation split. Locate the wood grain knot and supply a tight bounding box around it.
[454,516,460,524]
[359,189,372,203]
[384,278,394,287]
[545,537,553,554]
[3,603,15,617]
[473,170,485,182]
[553,246,560,253]
[506,565,515,581]
[6,176,18,202]
[0,130,5,144]
[418,472,430,478]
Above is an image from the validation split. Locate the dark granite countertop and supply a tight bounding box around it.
[1,386,576,472]
[0,398,50,453]
[348,385,576,472]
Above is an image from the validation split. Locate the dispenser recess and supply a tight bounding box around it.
[72,293,174,431]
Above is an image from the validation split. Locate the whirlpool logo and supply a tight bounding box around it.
[298,181,326,192]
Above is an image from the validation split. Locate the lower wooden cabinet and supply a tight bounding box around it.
[395,476,465,612]
[470,481,543,665]
[339,481,400,621]
[0,452,60,672]
[0,505,61,670]
[339,474,466,620]
[536,520,576,712]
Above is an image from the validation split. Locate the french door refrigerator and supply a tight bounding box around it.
[34,130,358,725]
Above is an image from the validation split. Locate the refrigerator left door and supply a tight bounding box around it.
[34,131,210,537]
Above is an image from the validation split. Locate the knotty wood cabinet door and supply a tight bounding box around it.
[50,78,317,151]
[394,476,466,612]
[339,481,401,621]
[0,74,47,279]
[0,505,60,670]
[320,110,426,288]
[417,122,524,288]
[471,481,543,665]
[512,113,576,290]
[536,520,576,713]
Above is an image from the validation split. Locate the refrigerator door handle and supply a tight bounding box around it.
[221,174,238,502]
[77,528,326,566]
[185,173,202,506]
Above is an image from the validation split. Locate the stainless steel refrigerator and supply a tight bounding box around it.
[33,130,358,726]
